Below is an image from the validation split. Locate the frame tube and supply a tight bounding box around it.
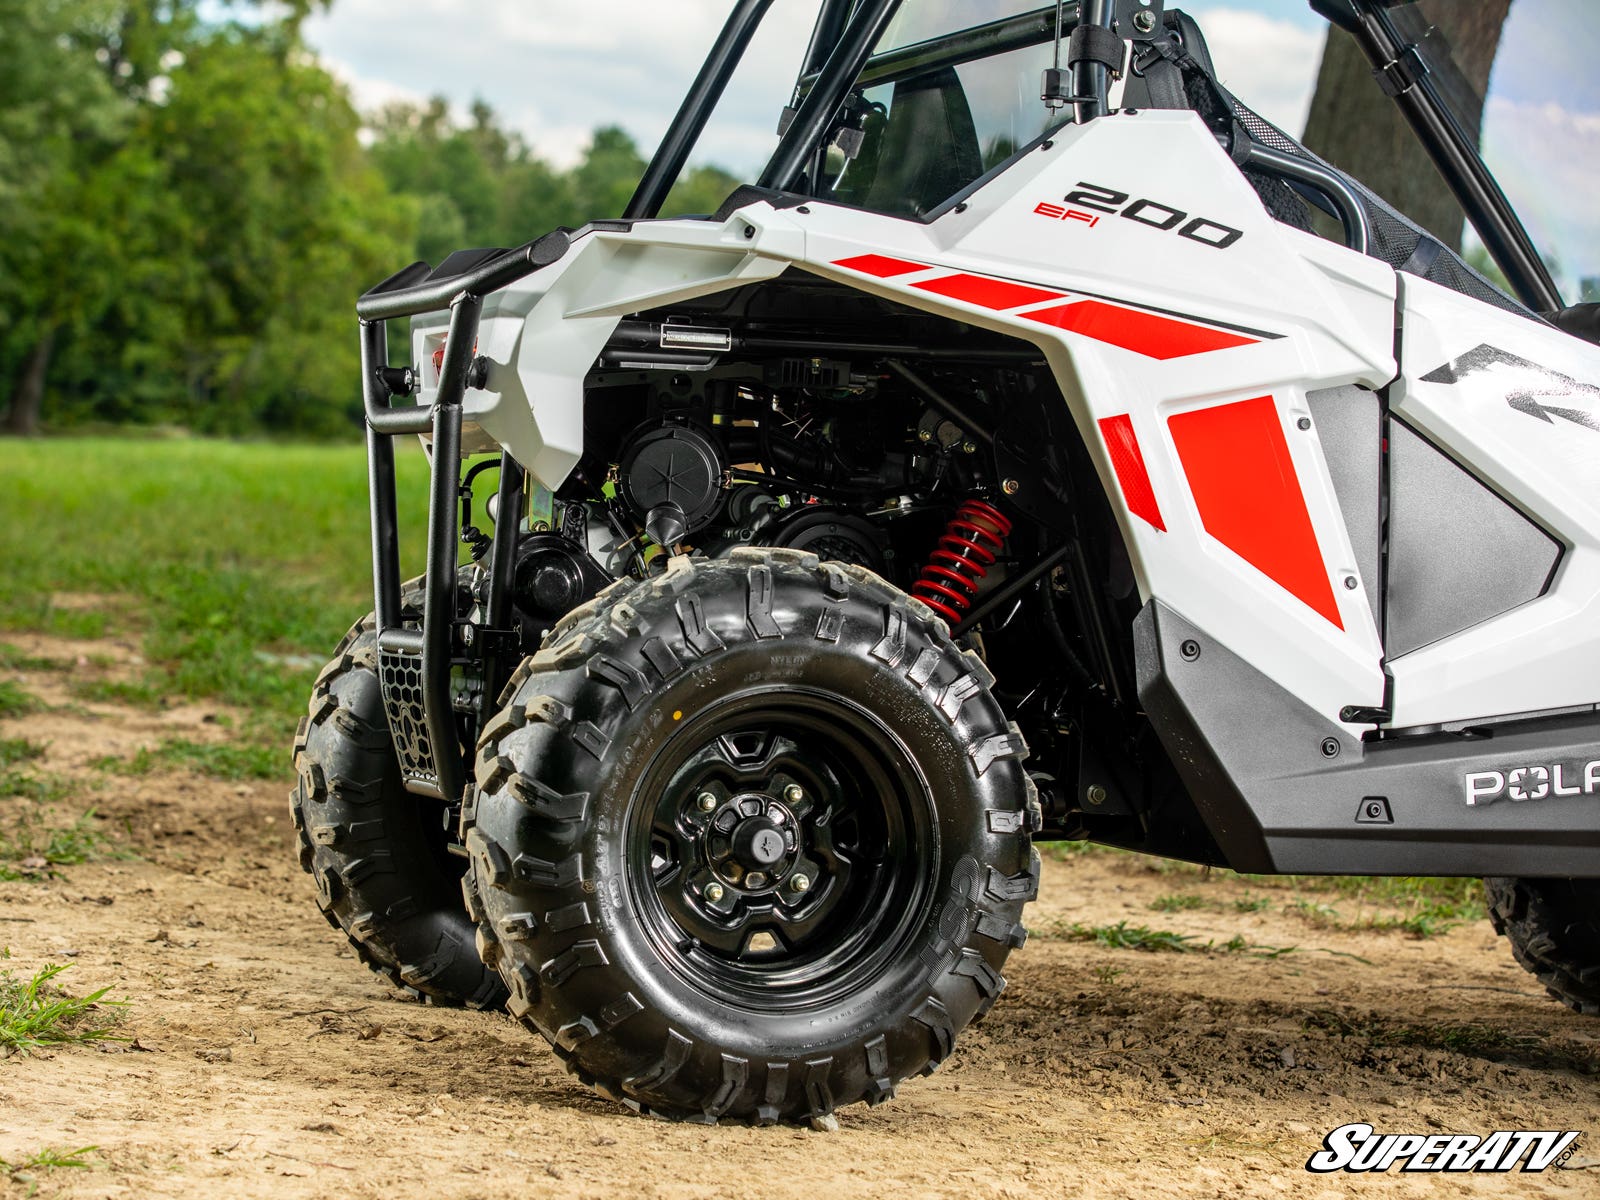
[625,0,776,220]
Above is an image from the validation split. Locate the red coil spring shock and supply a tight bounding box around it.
[912,499,1014,624]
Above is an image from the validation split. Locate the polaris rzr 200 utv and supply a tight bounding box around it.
[292,0,1600,1123]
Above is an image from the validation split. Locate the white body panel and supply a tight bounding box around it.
[420,107,1599,733]
[1389,277,1600,726]
[410,224,789,485]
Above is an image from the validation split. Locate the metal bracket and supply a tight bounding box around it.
[1371,43,1429,97]
[1339,705,1392,725]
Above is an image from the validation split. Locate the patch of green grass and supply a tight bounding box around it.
[0,739,46,768]
[1045,920,1310,960]
[1281,886,1479,939]
[0,438,431,725]
[68,677,167,710]
[1286,899,1342,926]
[0,644,63,673]
[0,1144,99,1193]
[0,808,125,879]
[0,768,70,806]
[1149,893,1205,913]
[0,680,42,719]
[1233,895,1271,913]
[96,737,280,782]
[1063,921,1199,953]
[1042,840,1104,861]
[0,951,125,1054]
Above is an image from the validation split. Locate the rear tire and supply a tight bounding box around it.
[465,549,1038,1122]
[1484,876,1600,1016]
[291,609,507,1010]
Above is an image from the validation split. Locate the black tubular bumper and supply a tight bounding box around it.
[354,234,569,802]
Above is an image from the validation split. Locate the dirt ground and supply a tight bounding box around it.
[2,634,1597,1199]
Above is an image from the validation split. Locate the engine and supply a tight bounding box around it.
[483,271,1087,658]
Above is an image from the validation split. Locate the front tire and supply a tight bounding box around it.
[291,610,507,1009]
[465,549,1038,1122]
[1484,876,1600,1016]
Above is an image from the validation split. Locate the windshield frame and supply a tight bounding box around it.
[630,0,1563,314]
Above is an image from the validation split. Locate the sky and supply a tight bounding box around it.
[296,0,1594,300]
[298,1,1327,172]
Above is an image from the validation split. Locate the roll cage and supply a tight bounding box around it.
[625,0,1561,315]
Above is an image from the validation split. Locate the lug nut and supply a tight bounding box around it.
[705,882,725,903]
[783,784,804,804]
[790,873,811,893]
[697,791,717,812]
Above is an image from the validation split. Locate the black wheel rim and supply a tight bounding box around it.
[626,686,937,1010]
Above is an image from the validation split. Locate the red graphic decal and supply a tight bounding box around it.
[1034,200,1100,227]
[1168,396,1343,628]
[1098,414,1166,532]
[832,253,927,278]
[913,272,1065,310]
[1021,299,1255,359]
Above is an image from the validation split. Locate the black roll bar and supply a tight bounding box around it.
[1240,144,1372,256]
[759,0,905,192]
[1343,2,1560,312]
[625,0,777,221]
[357,231,571,323]
[1072,0,1114,124]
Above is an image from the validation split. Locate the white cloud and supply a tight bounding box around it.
[1481,95,1600,299]
[301,0,818,172]
[320,53,431,118]
[1183,6,1326,136]
[300,3,1327,176]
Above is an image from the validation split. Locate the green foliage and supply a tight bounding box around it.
[0,808,123,877]
[98,736,279,782]
[0,644,63,672]
[70,677,166,709]
[0,437,429,722]
[0,2,743,436]
[1063,921,1198,953]
[0,680,41,719]
[0,1144,100,1194]
[0,739,47,769]
[1149,893,1205,913]
[0,2,407,436]
[0,951,124,1053]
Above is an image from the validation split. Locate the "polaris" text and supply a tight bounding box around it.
[1465,761,1600,805]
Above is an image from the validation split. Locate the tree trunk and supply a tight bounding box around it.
[4,325,58,436]
[1301,0,1511,251]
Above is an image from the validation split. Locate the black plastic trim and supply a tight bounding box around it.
[1136,600,1600,877]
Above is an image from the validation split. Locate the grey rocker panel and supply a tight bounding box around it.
[1136,601,1600,877]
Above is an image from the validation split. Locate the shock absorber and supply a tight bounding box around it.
[912,499,1013,624]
